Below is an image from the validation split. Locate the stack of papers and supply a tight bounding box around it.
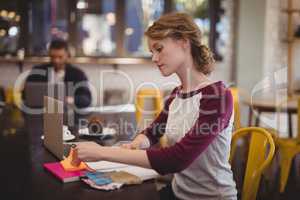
[85,161,159,181]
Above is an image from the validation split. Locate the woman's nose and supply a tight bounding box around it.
[151,53,158,63]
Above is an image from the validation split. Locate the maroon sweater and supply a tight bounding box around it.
[144,81,233,175]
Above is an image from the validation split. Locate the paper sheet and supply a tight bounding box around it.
[85,161,159,181]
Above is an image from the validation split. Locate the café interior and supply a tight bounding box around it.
[0,0,300,200]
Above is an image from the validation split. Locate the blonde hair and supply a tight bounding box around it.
[145,12,215,74]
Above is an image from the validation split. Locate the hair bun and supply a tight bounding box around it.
[199,45,214,63]
[198,45,215,74]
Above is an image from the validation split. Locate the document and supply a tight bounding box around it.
[86,161,159,181]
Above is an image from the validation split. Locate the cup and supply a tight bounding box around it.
[63,125,72,139]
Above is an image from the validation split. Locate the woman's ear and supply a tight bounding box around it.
[179,38,190,51]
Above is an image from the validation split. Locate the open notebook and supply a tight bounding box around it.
[85,161,159,181]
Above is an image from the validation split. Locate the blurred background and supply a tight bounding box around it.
[0,0,300,130]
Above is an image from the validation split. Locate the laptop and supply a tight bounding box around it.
[43,96,69,159]
[43,97,137,159]
[24,82,65,108]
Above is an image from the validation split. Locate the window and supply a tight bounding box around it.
[28,0,70,56]
[0,0,225,60]
[174,0,225,60]
[0,1,21,56]
[76,0,117,56]
[124,0,164,57]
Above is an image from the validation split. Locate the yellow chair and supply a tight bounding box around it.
[229,87,300,193]
[230,127,275,200]
[5,87,14,105]
[230,87,242,130]
[275,97,300,193]
[5,87,22,107]
[135,88,167,147]
[135,88,163,124]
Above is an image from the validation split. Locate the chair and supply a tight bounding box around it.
[230,127,275,200]
[5,87,22,107]
[229,87,300,193]
[5,87,13,104]
[275,97,300,193]
[230,87,242,130]
[230,87,279,130]
[135,88,167,147]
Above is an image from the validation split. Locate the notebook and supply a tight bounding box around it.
[85,161,159,181]
[43,162,86,183]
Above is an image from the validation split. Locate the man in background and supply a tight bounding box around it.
[24,39,92,109]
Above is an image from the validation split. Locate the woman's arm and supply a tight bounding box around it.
[121,133,150,149]
[76,88,178,169]
[76,142,152,169]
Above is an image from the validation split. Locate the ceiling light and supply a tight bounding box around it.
[8,11,16,19]
[125,27,134,36]
[8,26,18,37]
[0,29,6,37]
[15,15,21,22]
[106,12,116,26]
[0,10,8,18]
[77,1,88,9]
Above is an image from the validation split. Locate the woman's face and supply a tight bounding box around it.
[148,37,187,76]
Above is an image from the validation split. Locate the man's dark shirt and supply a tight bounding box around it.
[24,63,92,108]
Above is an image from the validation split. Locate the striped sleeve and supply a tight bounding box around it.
[146,87,233,175]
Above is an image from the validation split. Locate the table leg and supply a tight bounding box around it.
[248,107,253,126]
[288,112,293,138]
[255,111,261,127]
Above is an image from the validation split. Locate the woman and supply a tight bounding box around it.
[76,12,237,200]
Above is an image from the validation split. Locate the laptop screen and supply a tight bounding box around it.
[43,96,65,159]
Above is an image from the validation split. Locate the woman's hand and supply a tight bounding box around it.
[76,142,103,162]
[121,134,149,149]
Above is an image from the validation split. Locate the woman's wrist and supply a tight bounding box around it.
[97,146,110,160]
[134,134,150,149]
[98,146,151,169]
[95,145,107,160]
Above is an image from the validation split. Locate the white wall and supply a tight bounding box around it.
[263,0,300,91]
[293,40,300,91]
[236,0,299,135]
[263,0,283,75]
[291,0,300,91]
[236,0,267,127]
[0,61,229,105]
[236,0,267,93]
